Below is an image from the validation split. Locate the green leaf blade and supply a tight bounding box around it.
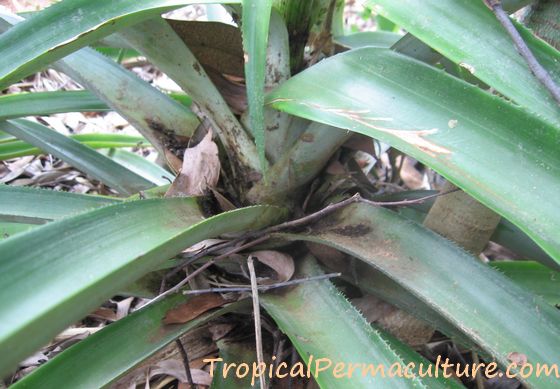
[0,199,285,376]
[0,0,241,89]
[0,119,154,195]
[490,261,560,306]
[0,91,109,120]
[0,133,147,161]
[242,0,273,172]
[13,297,246,389]
[368,0,560,127]
[279,203,560,388]
[334,31,401,49]
[0,184,121,224]
[262,255,460,388]
[100,148,175,186]
[267,47,560,264]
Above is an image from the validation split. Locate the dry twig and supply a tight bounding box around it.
[175,339,195,389]
[247,256,266,389]
[182,273,341,295]
[484,0,560,105]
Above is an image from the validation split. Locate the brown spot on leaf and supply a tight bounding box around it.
[300,133,314,142]
[329,224,371,237]
[296,102,452,157]
[145,118,167,133]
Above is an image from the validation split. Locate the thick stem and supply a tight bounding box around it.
[423,182,501,256]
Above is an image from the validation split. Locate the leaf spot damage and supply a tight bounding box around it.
[288,101,451,157]
[328,224,371,237]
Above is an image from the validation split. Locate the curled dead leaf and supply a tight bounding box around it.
[165,130,220,197]
[249,250,295,283]
[163,294,227,325]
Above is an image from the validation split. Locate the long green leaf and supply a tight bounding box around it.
[0,0,242,89]
[0,199,285,376]
[54,47,200,144]
[13,297,247,389]
[0,91,109,120]
[0,184,121,224]
[0,119,154,195]
[267,47,560,264]
[258,10,292,164]
[0,133,147,161]
[0,15,200,153]
[0,90,193,121]
[261,255,461,388]
[242,0,273,171]
[280,203,560,388]
[368,0,560,127]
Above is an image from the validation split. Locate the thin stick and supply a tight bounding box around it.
[484,0,560,105]
[150,235,271,305]
[264,188,459,234]
[164,238,242,281]
[182,273,341,295]
[175,339,195,389]
[149,262,213,306]
[247,256,266,389]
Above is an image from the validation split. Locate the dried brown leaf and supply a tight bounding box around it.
[90,307,117,322]
[210,188,236,211]
[250,250,295,283]
[163,294,227,325]
[115,297,134,320]
[167,20,244,77]
[165,131,220,197]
